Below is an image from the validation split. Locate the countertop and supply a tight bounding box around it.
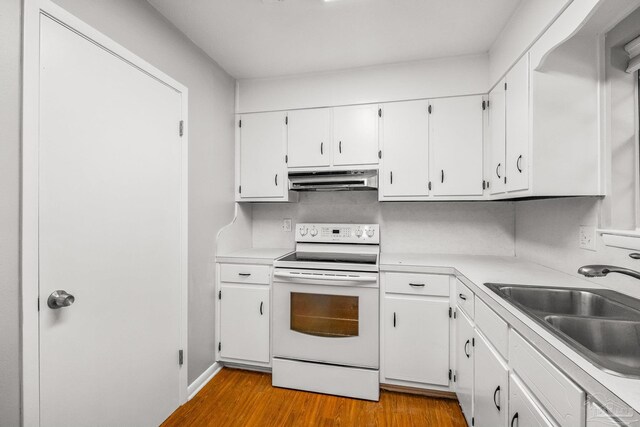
[216,247,293,265]
[381,253,640,420]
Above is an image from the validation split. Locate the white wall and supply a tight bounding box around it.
[252,192,515,256]
[0,0,22,425]
[237,54,489,113]
[51,0,236,384]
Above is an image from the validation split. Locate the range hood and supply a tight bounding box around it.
[288,170,378,192]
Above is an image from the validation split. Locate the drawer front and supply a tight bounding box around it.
[220,264,271,285]
[384,272,450,297]
[509,331,585,427]
[456,280,475,318]
[475,298,508,359]
[510,374,557,427]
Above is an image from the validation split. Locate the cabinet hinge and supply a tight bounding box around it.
[453,371,457,382]
[378,150,382,159]
[504,82,508,90]
[482,100,486,111]
[428,104,432,114]
[37,298,40,311]
[428,181,432,191]
[378,108,382,118]
[487,100,490,108]
[472,337,475,347]
[504,176,507,184]
[449,369,452,381]
[482,180,486,190]
[218,290,221,300]
[178,349,184,366]
[472,417,475,426]
[285,155,288,164]
[238,185,242,194]
[179,120,184,137]
[238,119,242,128]
[454,309,457,319]
[218,342,221,352]
[449,307,452,318]
[285,116,288,125]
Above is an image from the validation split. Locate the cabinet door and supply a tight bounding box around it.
[474,333,509,427]
[430,96,484,196]
[239,112,287,198]
[509,374,556,427]
[333,104,379,166]
[489,80,507,195]
[506,53,530,193]
[456,309,474,427]
[379,100,429,197]
[287,108,331,168]
[384,296,449,385]
[220,284,270,363]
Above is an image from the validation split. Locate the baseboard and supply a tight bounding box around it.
[187,362,222,400]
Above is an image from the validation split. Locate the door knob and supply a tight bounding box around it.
[47,290,75,309]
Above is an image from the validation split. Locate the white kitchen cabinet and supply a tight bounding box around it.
[509,374,557,427]
[384,295,450,386]
[505,53,530,193]
[379,100,430,198]
[489,79,507,195]
[237,111,288,200]
[219,283,270,364]
[287,108,332,168]
[429,95,484,197]
[456,309,474,427]
[333,104,379,167]
[474,332,509,427]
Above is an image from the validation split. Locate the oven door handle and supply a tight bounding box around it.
[273,271,377,283]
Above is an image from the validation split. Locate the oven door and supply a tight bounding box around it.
[272,269,379,369]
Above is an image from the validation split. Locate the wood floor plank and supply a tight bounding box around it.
[162,368,467,427]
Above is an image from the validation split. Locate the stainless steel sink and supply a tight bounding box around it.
[486,283,640,378]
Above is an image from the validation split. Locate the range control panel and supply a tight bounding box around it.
[295,223,380,244]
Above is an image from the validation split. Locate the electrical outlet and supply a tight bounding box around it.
[579,225,597,251]
[283,218,292,232]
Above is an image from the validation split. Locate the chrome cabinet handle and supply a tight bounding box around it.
[47,290,75,309]
[517,155,523,173]
[409,283,425,287]
[260,301,264,315]
[459,293,467,301]
[393,312,396,328]
[464,339,470,358]
[320,142,324,155]
[493,386,501,411]
[511,412,519,427]
[496,163,502,178]
[238,273,251,277]
[339,141,342,153]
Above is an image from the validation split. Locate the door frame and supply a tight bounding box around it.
[21,1,189,425]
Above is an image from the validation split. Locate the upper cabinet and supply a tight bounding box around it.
[379,100,430,198]
[236,111,289,201]
[430,96,484,197]
[505,54,530,193]
[287,108,332,168]
[488,79,507,195]
[333,104,380,167]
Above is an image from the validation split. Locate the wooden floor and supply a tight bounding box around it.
[163,368,467,427]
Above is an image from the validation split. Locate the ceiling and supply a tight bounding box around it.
[148,0,522,79]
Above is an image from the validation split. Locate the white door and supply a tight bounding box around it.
[39,15,184,427]
[379,101,430,197]
[474,333,509,427]
[430,96,484,196]
[239,112,287,198]
[506,53,530,193]
[288,108,332,168]
[509,374,557,427]
[384,296,449,385]
[333,104,379,166]
[489,80,507,195]
[456,309,474,427]
[219,284,270,363]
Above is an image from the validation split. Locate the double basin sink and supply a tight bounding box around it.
[486,284,640,378]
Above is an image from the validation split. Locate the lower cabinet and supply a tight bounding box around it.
[509,374,557,427]
[456,309,474,427]
[384,295,450,386]
[474,332,509,427]
[219,283,270,364]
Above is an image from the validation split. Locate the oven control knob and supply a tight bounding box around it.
[299,227,308,236]
[366,228,375,238]
[310,227,318,237]
[355,228,363,238]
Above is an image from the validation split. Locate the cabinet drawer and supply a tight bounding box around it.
[384,273,449,297]
[456,280,475,318]
[475,298,508,359]
[509,331,585,427]
[220,264,271,285]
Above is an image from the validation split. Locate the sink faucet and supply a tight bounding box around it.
[578,265,640,280]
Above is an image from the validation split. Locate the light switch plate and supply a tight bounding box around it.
[283,218,292,232]
[579,225,597,251]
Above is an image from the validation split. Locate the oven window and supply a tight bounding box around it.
[290,293,359,338]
